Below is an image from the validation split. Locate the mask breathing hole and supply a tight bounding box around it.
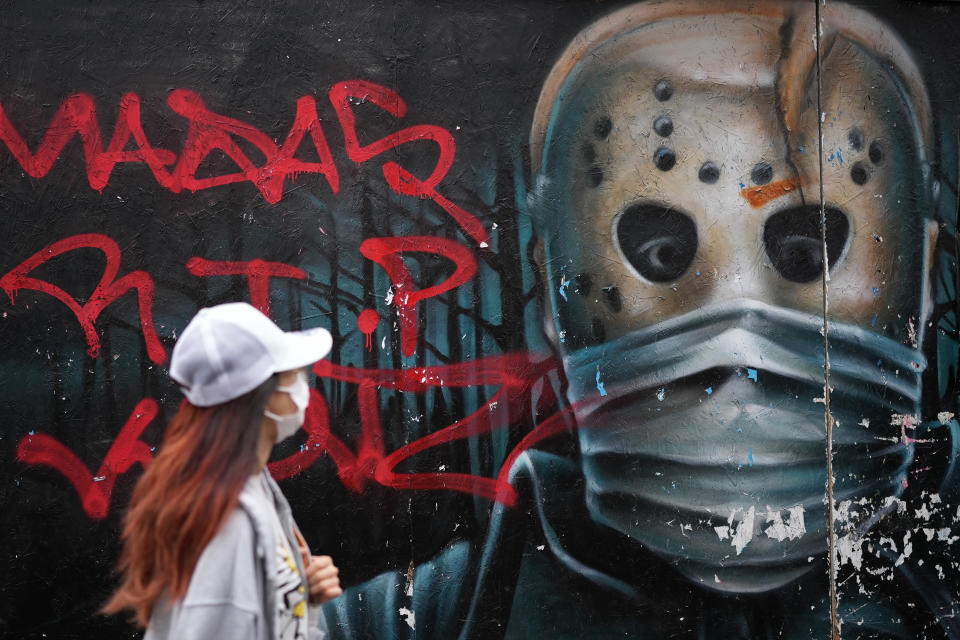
[763,206,850,283]
[616,203,698,282]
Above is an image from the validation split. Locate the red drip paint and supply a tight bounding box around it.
[0,233,167,364]
[16,398,158,519]
[360,236,477,356]
[357,308,379,352]
[186,257,307,317]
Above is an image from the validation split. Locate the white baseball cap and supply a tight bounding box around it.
[169,302,333,407]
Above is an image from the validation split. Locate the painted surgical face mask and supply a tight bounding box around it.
[566,300,921,591]
[265,371,309,443]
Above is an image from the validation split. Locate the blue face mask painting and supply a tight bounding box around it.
[565,300,920,591]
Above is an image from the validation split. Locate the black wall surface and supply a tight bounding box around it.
[2,1,960,638]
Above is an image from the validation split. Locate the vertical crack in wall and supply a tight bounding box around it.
[814,1,840,638]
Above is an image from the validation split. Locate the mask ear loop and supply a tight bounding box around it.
[274,369,307,394]
[938,418,960,495]
[924,169,960,496]
[905,416,960,499]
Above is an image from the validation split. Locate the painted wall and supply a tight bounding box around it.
[1,1,959,638]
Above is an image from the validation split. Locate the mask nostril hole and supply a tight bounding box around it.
[616,203,698,282]
[762,206,850,283]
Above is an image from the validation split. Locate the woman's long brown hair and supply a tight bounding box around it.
[102,375,278,627]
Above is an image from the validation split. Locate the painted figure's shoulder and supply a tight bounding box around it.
[318,540,475,640]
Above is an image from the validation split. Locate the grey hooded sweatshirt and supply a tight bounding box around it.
[143,469,325,640]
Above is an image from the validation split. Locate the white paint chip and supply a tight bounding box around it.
[937,528,959,544]
[890,413,919,428]
[731,506,756,555]
[836,533,864,571]
[399,607,416,630]
[404,561,415,597]
[764,505,806,542]
[894,530,913,567]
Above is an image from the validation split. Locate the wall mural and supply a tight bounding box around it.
[2,1,959,638]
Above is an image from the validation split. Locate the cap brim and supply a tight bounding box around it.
[272,327,333,371]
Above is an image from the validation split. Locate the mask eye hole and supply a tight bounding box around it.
[763,206,850,283]
[616,203,698,282]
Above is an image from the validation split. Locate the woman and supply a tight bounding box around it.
[104,302,343,640]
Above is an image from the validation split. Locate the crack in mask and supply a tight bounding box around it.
[564,299,923,593]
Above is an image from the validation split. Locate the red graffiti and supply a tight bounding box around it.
[0,233,167,365]
[2,232,479,365]
[16,355,568,518]
[307,353,568,507]
[16,399,158,519]
[0,93,178,192]
[163,90,341,203]
[186,257,307,317]
[2,85,535,523]
[360,236,477,356]
[0,85,487,244]
[330,80,489,245]
[0,89,334,202]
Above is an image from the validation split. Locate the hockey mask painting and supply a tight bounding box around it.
[530,0,939,592]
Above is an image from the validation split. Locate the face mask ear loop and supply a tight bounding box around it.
[937,418,960,496]
[275,370,306,394]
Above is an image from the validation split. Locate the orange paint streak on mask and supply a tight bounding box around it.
[741,177,800,207]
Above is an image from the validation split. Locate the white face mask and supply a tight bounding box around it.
[264,371,310,443]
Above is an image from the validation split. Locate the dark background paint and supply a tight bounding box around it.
[0,1,958,638]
